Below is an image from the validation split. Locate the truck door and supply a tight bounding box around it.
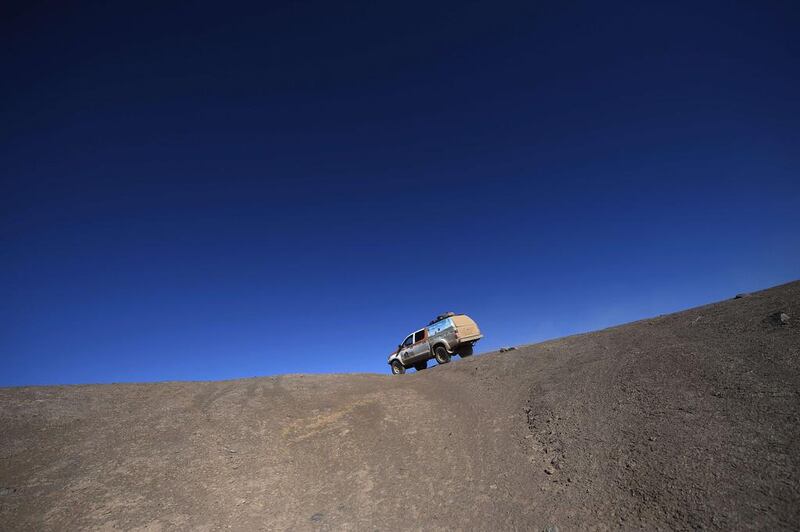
[399,334,414,364]
[410,329,430,360]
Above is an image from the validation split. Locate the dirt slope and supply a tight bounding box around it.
[2,281,799,530]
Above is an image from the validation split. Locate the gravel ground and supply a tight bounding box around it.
[1,281,798,530]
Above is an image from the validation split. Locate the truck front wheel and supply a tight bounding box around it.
[391,361,405,375]
[434,345,451,365]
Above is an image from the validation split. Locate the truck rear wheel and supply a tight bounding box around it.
[434,345,451,365]
[391,361,405,375]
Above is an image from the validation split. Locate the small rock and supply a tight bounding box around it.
[544,524,559,532]
[310,513,324,522]
[489,484,498,490]
[769,312,790,326]
[649,436,656,441]
[544,467,554,475]
[734,293,748,299]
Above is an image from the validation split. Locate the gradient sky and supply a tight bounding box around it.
[2,1,799,386]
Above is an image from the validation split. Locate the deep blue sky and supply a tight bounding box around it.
[2,1,798,386]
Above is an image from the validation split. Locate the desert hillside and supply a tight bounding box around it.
[1,282,799,530]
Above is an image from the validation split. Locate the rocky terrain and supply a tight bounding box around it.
[1,281,799,530]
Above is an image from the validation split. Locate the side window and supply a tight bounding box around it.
[403,335,413,347]
[428,318,453,336]
[414,330,425,343]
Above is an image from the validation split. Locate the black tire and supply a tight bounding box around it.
[459,344,474,358]
[434,345,451,365]
[391,361,405,375]
[414,361,428,371]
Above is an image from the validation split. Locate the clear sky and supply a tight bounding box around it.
[2,1,798,386]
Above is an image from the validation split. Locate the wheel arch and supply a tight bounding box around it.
[431,341,451,354]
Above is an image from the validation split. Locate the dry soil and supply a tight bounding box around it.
[1,281,799,530]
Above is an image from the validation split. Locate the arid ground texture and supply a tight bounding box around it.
[1,281,798,530]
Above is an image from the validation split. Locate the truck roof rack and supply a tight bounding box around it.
[429,311,456,325]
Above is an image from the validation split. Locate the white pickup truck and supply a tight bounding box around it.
[387,313,483,374]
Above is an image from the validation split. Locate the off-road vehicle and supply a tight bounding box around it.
[388,313,483,375]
